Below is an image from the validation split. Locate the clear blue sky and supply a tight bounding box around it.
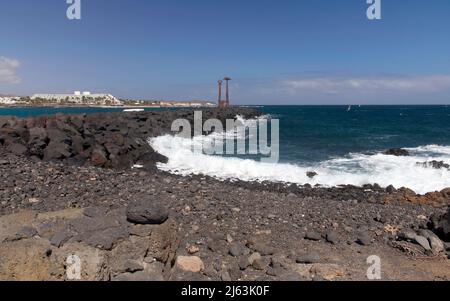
[1,0,449,104]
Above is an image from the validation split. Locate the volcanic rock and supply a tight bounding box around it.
[384,148,410,156]
[126,201,169,225]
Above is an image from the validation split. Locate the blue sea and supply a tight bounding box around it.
[2,105,450,193]
[150,105,450,194]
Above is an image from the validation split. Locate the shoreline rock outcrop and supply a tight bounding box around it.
[0,206,179,281]
[384,148,410,156]
[0,108,260,170]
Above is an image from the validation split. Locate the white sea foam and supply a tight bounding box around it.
[149,118,450,194]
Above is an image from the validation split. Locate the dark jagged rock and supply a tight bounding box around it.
[417,160,450,170]
[384,148,410,156]
[386,185,397,193]
[429,207,450,242]
[0,108,260,170]
[306,171,318,179]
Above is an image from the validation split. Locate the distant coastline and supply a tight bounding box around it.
[0,91,216,109]
[0,104,216,109]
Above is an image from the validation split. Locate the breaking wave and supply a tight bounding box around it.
[149,117,450,195]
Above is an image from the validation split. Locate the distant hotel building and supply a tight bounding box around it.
[0,96,21,104]
[30,91,122,106]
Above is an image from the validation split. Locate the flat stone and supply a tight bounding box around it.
[83,206,109,218]
[414,235,431,251]
[50,230,74,247]
[69,216,119,234]
[123,259,144,273]
[175,256,204,273]
[128,224,154,237]
[16,226,38,240]
[304,231,321,241]
[296,251,321,264]
[85,227,129,250]
[417,229,444,253]
[266,266,284,277]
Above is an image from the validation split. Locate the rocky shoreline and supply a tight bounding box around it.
[0,108,259,170]
[0,108,449,281]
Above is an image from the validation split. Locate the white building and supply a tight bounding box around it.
[0,96,21,104]
[30,91,123,106]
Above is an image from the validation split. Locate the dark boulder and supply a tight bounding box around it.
[136,151,169,168]
[47,128,71,144]
[386,185,397,193]
[384,148,410,156]
[43,142,72,161]
[28,127,48,142]
[306,171,318,179]
[126,201,169,225]
[429,207,450,242]
[28,140,47,158]
[71,135,86,154]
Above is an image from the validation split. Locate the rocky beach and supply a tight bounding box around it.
[0,108,449,281]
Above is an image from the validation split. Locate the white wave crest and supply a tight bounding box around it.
[149,130,450,195]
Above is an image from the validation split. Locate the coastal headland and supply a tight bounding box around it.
[0,108,449,281]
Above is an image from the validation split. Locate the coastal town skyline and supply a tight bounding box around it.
[1,0,450,104]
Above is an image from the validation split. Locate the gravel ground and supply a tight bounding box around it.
[1,151,449,280]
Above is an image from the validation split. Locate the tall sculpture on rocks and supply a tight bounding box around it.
[217,80,224,108]
[218,77,232,108]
